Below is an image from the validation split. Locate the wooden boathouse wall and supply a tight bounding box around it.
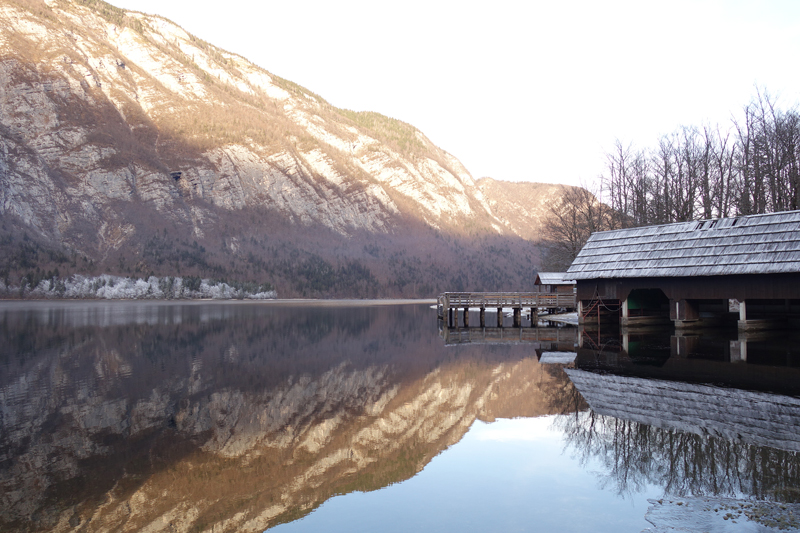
[578,273,800,302]
[567,210,800,330]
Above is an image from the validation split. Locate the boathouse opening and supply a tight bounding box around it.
[622,288,670,327]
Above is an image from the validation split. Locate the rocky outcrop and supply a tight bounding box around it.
[477,178,574,241]
[0,0,514,244]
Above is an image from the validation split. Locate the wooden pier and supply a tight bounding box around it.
[437,292,577,328]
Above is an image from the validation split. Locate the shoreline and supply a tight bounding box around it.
[0,298,438,307]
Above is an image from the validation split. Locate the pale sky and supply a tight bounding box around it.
[110,0,800,188]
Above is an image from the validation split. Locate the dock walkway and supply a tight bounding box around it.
[437,292,576,327]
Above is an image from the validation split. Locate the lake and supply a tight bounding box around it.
[1,301,799,532]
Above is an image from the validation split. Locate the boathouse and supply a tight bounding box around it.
[534,272,576,294]
[566,210,800,330]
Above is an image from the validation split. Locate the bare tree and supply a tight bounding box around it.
[602,89,800,227]
[604,140,634,229]
[710,124,738,218]
[604,140,655,227]
[733,89,800,215]
[540,184,615,271]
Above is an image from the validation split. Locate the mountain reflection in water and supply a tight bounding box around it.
[4,303,800,532]
[0,302,580,532]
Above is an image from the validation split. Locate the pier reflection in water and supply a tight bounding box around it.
[2,302,800,532]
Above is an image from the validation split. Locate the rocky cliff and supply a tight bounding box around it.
[0,0,564,297]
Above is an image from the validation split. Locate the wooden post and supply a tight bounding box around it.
[479,308,485,327]
[453,307,459,328]
[497,307,503,327]
[737,299,747,331]
[463,307,470,327]
[530,307,537,327]
[513,307,521,327]
[730,338,748,362]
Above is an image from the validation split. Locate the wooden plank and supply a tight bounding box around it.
[438,291,577,310]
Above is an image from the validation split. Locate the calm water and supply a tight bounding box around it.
[1,301,799,532]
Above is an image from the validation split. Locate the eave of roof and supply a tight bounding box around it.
[536,272,576,285]
[566,210,800,280]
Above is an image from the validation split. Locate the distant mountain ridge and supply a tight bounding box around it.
[0,0,569,296]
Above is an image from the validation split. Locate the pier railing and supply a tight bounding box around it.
[437,292,576,313]
[437,291,577,328]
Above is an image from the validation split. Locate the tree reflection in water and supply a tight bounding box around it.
[555,408,800,503]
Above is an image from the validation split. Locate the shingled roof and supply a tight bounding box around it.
[567,210,800,280]
[535,272,576,285]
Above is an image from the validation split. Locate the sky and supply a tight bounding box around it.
[110,0,800,188]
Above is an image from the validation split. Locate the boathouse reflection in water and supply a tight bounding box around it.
[441,318,800,504]
[571,326,800,504]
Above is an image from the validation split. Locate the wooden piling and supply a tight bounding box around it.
[437,292,577,329]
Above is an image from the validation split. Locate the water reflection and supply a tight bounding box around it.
[4,302,800,532]
[565,326,800,507]
[0,302,578,532]
[556,404,800,503]
[576,327,800,396]
[439,318,577,348]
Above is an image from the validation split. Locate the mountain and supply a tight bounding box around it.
[476,178,574,242]
[0,0,567,297]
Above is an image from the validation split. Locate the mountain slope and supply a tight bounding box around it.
[0,0,565,296]
[477,178,577,241]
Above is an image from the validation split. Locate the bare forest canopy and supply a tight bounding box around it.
[540,89,800,271]
[605,90,800,227]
